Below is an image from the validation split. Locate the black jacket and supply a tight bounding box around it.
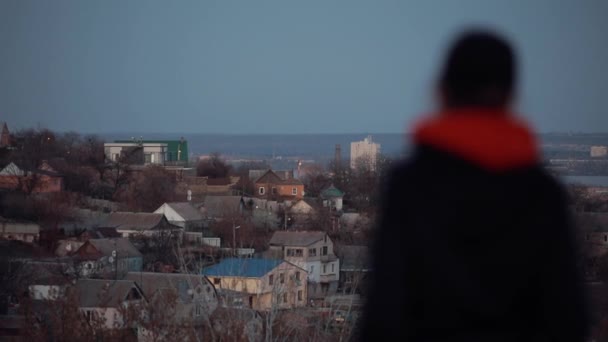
[360,112,588,341]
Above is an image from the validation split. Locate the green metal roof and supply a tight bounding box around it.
[321,184,344,198]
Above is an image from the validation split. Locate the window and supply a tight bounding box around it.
[292,187,297,195]
[331,263,335,273]
[144,153,152,164]
[288,248,302,257]
[213,278,220,285]
[298,290,303,301]
[309,248,317,257]
[280,273,284,284]
[272,187,277,194]
[259,187,265,195]
[283,293,288,303]
[323,265,327,274]
[85,310,92,322]
[269,274,274,285]
[310,265,314,273]
[295,271,301,281]
[605,235,607,242]
[322,246,328,256]
[195,304,201,316]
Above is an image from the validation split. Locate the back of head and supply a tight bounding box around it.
[439,30,516,109]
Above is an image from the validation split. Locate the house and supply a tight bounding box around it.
[125,272,218,325]
[154,202,221,246]
[102,212,182,239]
[202,258,307,311]
[253,170,304,201]
[0,217,40,243]
[154,202,205,230]
[290,199,317,216]
[74,279,146,330]
[74,238,143,278]
[0,162,63,193]
[268,231,340,298]
[202,195,244,220]
[320,184,344,212]
[58,208,110,236]
[335,245,370,295]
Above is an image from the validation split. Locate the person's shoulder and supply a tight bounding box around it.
[518,166,569,203]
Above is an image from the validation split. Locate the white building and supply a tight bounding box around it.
[268,231,339,298]
[350,135,380,171]
[104,142,168,165]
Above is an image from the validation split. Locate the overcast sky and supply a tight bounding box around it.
[0,0,606,134]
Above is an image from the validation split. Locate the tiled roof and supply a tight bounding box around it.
[254,170,303,186]
[103,212,166,231]
[163,202,204,221]
[202,258,283,278]
[74,279,142,308]
[269,231,326,247]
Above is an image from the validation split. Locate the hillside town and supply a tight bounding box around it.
[0,123,375,341]
[4,121,608,341]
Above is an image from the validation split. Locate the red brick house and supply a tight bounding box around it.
[253,170,304,201]
[0,162,63,193]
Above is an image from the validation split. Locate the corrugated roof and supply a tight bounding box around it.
[75,279,142,308]
[103,212,165,231]
[125,272,215,304]
[202,258,283,278]
[164,202,204,221]
[87,238,142,258]
[269,231,326,247]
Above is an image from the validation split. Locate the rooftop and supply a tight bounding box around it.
[158,202,204,221]
[269,230,327,247]
[75,279,143,308]
[202,258,283,278]
[82,238,142,258]
[103,212,167,231]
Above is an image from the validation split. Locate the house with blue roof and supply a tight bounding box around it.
[203,258,307,311]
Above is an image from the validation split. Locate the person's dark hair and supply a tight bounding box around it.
[439,30,516,109]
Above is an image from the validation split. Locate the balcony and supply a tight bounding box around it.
[320,254,338,263]
[319,274,338,283]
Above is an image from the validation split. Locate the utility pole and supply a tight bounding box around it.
[232,220,241,257]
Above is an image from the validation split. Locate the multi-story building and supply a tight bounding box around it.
[268,231,339,298]
[104,138,188,165]
[203,258,307,311]
[350,135,381,171]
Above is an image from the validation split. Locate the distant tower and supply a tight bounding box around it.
[350,135,381,171]
[334,144,342,171]
[0,122,10,148]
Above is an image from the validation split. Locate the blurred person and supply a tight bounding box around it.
[360,30,588,341]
